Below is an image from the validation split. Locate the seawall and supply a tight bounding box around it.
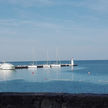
[0,93,108,108]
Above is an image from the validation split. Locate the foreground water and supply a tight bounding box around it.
[0,60,108,93]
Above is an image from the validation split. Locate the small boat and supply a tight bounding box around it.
[0,63,15,70]
[50,49,61,68]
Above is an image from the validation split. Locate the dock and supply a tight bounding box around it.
[15,58,78,69]
[15,64,78,69]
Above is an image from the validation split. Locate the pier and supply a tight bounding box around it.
[15,64,78,69]
[0,58,77,70]
[15,58,78,69]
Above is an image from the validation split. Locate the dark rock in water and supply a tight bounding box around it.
[0,93,108,108]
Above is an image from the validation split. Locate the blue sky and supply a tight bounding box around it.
[0,0,108,61]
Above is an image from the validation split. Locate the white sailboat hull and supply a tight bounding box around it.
[43,65,50,68]
[28,65,37,68]
[50,64,61,68]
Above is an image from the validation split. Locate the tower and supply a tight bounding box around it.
[71,57,74,66]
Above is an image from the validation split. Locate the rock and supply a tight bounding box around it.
[0,93,108,108]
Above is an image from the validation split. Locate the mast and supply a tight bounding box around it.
[46,50,49,64]
[56,48,60,64]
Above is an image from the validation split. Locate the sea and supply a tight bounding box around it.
[0,60,108,94]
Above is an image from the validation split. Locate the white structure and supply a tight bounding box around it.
[71,57,74,66]
[43,64,50,68]
[0,63,15,70]
[50,64,61,68]
[28,65,37,68]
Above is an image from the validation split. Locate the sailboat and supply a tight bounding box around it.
[43,64,50,68]
[28,49,37,68]
[50,64,61,68]
[43,50,50,68]
[28,61,37,68]
[50,49,61,68]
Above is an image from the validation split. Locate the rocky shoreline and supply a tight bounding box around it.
[0,93,108,108]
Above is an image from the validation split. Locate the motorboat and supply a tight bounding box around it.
[0,63,15,70]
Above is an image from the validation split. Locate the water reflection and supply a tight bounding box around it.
[0,70,15,81]
[0,65,107,84]
[28,68,37,71]
[71,66,74,71]
[0,60,108,93]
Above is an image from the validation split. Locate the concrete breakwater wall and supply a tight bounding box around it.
[0,93,108,108]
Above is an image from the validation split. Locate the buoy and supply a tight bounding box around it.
[32,72,35,74]
[88,72,91,75]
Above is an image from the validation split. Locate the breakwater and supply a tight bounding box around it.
[15,64,78,69]
[0,93,108,108]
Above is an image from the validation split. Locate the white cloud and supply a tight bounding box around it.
[0,19,62,30]
[0,18,107,39]
[0,18,108,60]
[0,19,64,37]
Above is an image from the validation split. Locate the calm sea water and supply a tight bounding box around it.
[0,60,108,94]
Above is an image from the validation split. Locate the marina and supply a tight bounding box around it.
[15,63,78,69]
[0,58,78,70]
[0,60,108,93]
[0,0,107,107]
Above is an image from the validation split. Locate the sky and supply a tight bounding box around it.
[0,0,108,61]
